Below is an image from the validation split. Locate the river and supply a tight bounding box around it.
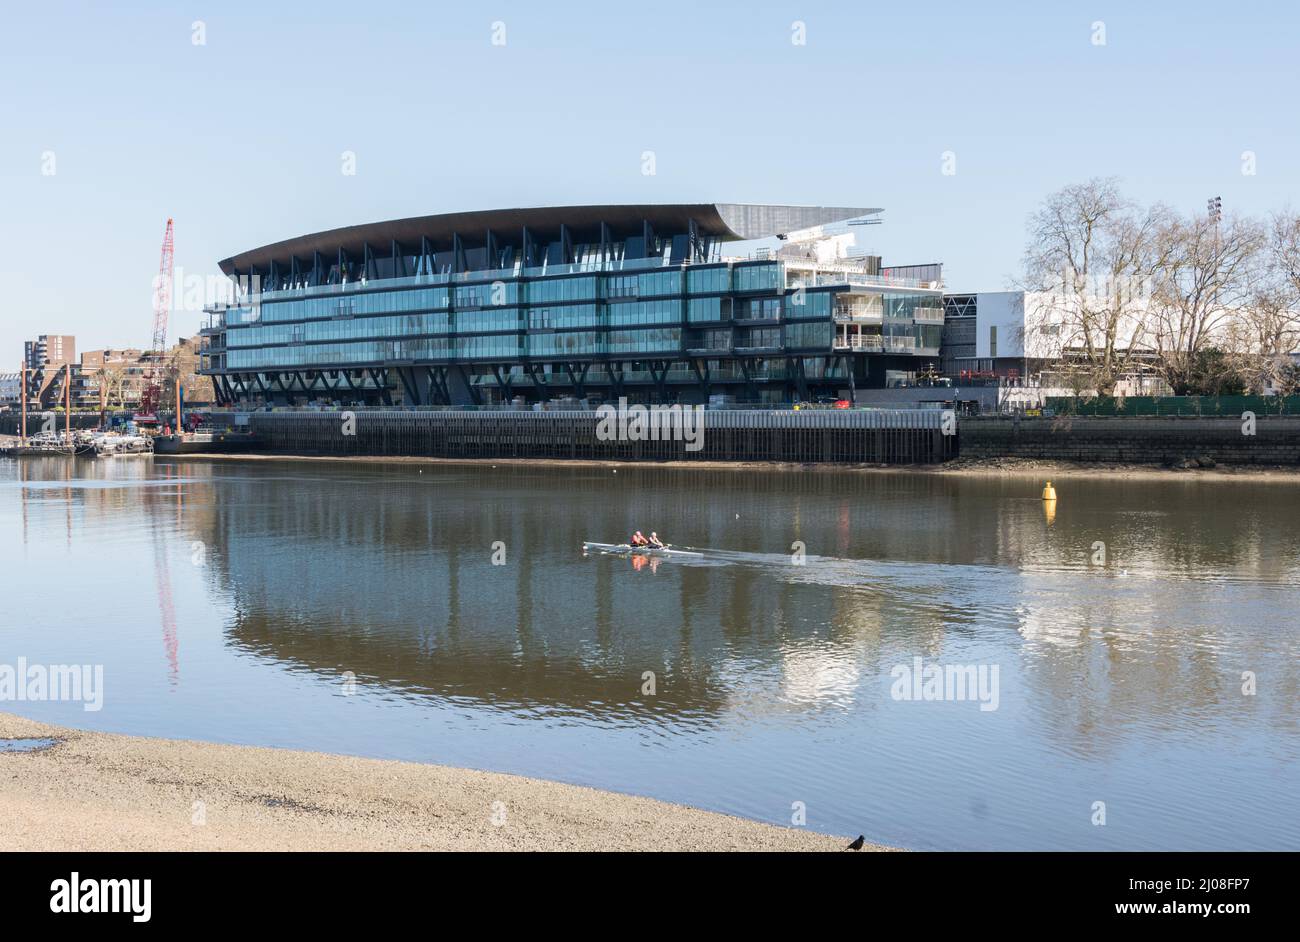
[2,456,1297,849]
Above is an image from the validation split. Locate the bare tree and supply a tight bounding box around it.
[93,365,127,411]
[1270,209,1300,301]
[1227,210,1300,394]
[1149,213,1265,394]
[1229,286,1300,394]
[1020,178,1171,395]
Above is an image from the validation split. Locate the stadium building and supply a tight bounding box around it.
[199,204,944,406]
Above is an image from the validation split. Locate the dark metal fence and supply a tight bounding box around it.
[1046,395,1300,417]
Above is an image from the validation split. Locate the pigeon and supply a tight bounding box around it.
[846,835,865,851]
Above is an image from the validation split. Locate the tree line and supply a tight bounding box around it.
[1020,178,1300,397]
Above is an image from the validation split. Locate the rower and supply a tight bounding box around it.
[648,532,665,549]
[630,530,649,547]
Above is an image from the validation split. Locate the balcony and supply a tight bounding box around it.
[833,308,884,325]
[833,335,884,352]
[779,259,943,291]
[912,306,945,324]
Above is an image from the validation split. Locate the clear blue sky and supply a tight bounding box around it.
[2,0,1297,361]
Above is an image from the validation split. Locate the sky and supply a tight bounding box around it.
[1,0,1298,361]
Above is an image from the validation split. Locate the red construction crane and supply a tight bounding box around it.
[138,218,174,424]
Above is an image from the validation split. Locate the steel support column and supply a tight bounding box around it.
[454,364,481,405]
[489,364,514,400]
[562,362,589,398]
[426,366,451,405]
[365,368,392,405]
[690,358,712,400]
[395,365,420,405]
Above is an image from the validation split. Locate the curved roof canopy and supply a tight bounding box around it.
[218,203,881,274]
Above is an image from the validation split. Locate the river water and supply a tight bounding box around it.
[2,456,1297,849]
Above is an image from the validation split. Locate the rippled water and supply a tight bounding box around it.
[2,456,1298,849]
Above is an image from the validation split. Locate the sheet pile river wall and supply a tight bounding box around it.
[246,409,957,464]
[959,416,1300,465]
[9,410,1297,467]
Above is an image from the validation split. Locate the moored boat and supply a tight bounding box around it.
[153,427,261,454]
[91,433,154,456]
[1,431,77,457]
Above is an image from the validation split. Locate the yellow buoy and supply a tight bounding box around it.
[1042,481,1057,501]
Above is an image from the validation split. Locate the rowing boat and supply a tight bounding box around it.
[582,542,704,558]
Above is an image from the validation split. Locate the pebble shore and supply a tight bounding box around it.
[0,712,885,852]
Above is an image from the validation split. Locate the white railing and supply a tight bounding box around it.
[833,310,884,323]
[833,335,884,351]
[780,259,942,291]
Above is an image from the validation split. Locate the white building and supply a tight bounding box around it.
[941,291,1046,382]
[946,289,1168,371]
[941,290,1170,405]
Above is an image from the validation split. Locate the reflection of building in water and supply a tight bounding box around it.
[161,462,1298,745]
[778,643,861,706]
[1011,568,1300,755]
[716,602,881,718]
[186,469,918,723]
[8,459,212,684]
[143,469,184,683]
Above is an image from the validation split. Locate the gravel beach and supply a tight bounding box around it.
[0,712,882,852]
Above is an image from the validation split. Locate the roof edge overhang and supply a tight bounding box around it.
[217,203,882,275]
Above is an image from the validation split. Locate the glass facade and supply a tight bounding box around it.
[607,327,681,355]
[784,321,833,349]
[226,313,451,348]
[253,286,449,323]
[216,263,789,370]
[687,297,726,323]
[203,222,944,405]
[686,265,730,294]
[733,263,783,292]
